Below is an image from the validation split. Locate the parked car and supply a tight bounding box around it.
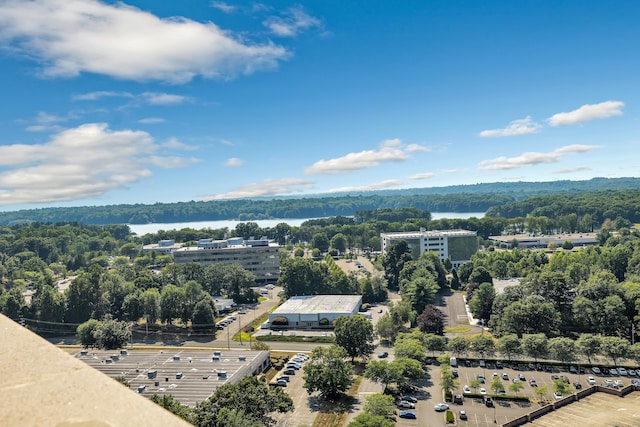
[502,372,509,380]
[619,368,628,376]
[495,361,503,369]
[560,375,570,384]
[529,378,538,387]
[398,401,415,409]
[554,392,563,400]
[519,373,526,381]
[463,385,471,393]
[378,351,389,358]
[275,380,287,387]
[283,369,296,375]
[459,410,468,420]
[574,382,582,389]
[569,365,577,374]
[631,379,640,386]
[434,403,449,412]
[399,411,417,419]
[602,367,610,375]
[629,369,637,376]
[452,369,459,378]
[480,388,487,395]
[551,375,560,381]
[587,376,596,385]
[237,310,247,314]
[453,395,463,404]
[610,368,619,376]
[401,396,418,403]
[477,374,485,383]
[483,396,493,407]
[615,380,624,387]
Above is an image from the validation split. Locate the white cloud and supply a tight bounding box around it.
[141,92,190,105]
[202,178,315,200]
[409,172,436,180]
[479,116,542,137]
[138,117,165,124]
[225,157,244,167]
[324,180,403,193]
[148,156,199,168]
[72,91,133,101]
[478,144,600,170]
[553,166,592,174]
[304,138,418,175]
[0,0,289,83]
[405,144,430,152]
[162,137,196,151]
[263,6,322,37]
[0,123,195,205]
[547,101,624,126]
[210,1,236,13]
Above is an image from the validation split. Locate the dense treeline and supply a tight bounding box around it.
[2,177,639,226]
[454,229,640,344]
[0,193,514,225]
[486,190,640,225]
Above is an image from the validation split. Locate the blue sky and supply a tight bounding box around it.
[0,0,638,211]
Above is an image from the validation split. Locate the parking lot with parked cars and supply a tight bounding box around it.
[394,358,640,427]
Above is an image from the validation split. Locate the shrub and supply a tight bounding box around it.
[319,318,330,326]
[271,317,289,326]
[446,410,454,423]
[360,303,371,312]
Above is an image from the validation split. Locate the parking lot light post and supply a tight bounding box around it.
[493,403,497,423]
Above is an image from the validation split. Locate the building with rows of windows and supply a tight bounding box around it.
[172,237,280,283]
[380,228,478,268]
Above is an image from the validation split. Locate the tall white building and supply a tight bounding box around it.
[380,229,478,268]
[173,238,280,283]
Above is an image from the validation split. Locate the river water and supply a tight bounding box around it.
[127,212,485,235]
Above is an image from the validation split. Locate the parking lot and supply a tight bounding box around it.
[395,359,640,427]
[530,391,640,427]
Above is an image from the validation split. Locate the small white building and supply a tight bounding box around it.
[268,295,362,329]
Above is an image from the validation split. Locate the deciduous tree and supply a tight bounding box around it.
[303,345,354,399]
[334,314,376,362]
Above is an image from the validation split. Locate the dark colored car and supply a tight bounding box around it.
[402,396,418,403]
[483,396,493,407]
[453,395,463,404]
[283,369,296,375]
[459,410,468,420]
[399,411,417,419]
[574,382,583,389]
[495,361,503,369]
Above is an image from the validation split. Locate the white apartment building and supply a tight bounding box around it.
[380,229,478,268]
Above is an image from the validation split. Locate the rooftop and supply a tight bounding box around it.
[0,314,191,427]
[272,295,362,315]
[74,348,270,407]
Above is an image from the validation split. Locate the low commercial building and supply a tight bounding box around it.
[173,237,280,282]
[267,295,362,329]
[141,239,183,254]
[75,349,270,408]
[380,229,478,268]
[489,232,598,249]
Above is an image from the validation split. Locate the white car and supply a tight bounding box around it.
[615,380,624,387]
[463,385,471,393]
[480,388,487,395]
[434,403,449,412]
[554,392,563,400]
[587,376,596,385]
[610,368,619,376]
[399,401,415,409]
[629,369,637,376]
[592,367,601,375]
[618,368,628,376]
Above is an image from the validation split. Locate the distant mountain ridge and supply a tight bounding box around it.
[0,177,638,226]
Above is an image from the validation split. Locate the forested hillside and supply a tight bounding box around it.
[0,177,638,226]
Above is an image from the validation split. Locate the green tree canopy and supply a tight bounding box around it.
[303,345,354,399]
[334,314,376,362]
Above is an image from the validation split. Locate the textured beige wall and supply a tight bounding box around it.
[0,314,192,427]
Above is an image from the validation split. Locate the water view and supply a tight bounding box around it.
[127,212,485,235]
